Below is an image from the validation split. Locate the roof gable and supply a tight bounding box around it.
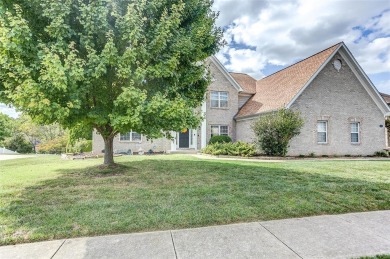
[236,43,341,118]
[236,42,390,119]
[209,56,243,92]
[334,45,390,116]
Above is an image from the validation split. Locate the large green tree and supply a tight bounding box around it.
[0,0,222,165]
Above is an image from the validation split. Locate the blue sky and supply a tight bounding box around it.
[1,0,389,118]
[213,0,390,94]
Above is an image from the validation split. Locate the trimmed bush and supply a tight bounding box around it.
[202,141,256,157]
[209,135,232,144]
[252,109,304,156]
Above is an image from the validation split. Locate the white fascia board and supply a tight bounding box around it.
[209,56,244,92]
[339,45,390,115]
[286,44,342,109]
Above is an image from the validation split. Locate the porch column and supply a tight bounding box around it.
[170,131,177,151]
[201,101,207,149]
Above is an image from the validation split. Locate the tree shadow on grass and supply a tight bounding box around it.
[1,159,389,245]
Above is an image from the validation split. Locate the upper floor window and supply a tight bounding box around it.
[317,121,327,143]
[210,91,228,108]
[120,131,142,142]
[351,122,360,143]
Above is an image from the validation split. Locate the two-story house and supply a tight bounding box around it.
[92,42,390,156]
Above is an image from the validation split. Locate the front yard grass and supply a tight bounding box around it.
[1,155,389,245]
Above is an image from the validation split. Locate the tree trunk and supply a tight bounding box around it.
[103,135,115,166]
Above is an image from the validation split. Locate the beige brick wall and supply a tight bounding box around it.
[92,131,171,154]
[288,53,387,156]
[236,119,256,143]
[235,53,387,156]
[205,61,239,143]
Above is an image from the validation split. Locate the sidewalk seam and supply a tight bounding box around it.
[258,222,303,259]
[170,231,178,259]
[50,239,66,259]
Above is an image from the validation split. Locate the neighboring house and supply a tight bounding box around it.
[93,42,390,155]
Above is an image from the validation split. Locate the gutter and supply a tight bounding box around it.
[234,109,279,122]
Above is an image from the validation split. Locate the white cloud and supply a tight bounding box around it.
[213,0,390,82]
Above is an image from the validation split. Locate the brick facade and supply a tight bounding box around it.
[205,61,240,143]
[288,53,387,156]
[235,51,388,156]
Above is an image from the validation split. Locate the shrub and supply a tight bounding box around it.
[252,109,304,156]
[38,136,67,154]
[69,138,92,153]
[4,133,33,153]
[209,135,232,144]
[201,141,256,157]
[374,151,389,157]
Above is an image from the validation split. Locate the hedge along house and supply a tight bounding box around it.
[92,42,390,155]
[235,42,390,156]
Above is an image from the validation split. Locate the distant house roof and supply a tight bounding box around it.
[229,73,256,94]
[381,92,390,105]
[235,42,342,119]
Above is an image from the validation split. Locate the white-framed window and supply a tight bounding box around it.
[351,122,360,143]
[211,125,229,137]
[317,121,328,143]
[210,91,228,108]
[119,131,142,142]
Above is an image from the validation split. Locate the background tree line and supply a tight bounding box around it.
[0,112,92,154]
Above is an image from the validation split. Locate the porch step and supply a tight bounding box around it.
[168,149,198,154]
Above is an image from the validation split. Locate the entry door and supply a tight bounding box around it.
[179,129,190,148]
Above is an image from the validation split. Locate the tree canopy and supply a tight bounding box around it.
[0,0,222,164]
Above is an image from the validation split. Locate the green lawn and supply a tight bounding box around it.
[1,155,389,245]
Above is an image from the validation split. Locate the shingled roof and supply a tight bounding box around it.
[229,73,256,94]
[236,42,342,118]
[381,92,390,105]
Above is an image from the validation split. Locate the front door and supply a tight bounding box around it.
[179,129,190,148]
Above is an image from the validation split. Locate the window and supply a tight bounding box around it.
[317,121,327,143]
[351,122,360,143]
[210,91,228,108]
[120,131,142,142]
[211,125,229,137]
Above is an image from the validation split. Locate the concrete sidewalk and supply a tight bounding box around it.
[1,211,390,259]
